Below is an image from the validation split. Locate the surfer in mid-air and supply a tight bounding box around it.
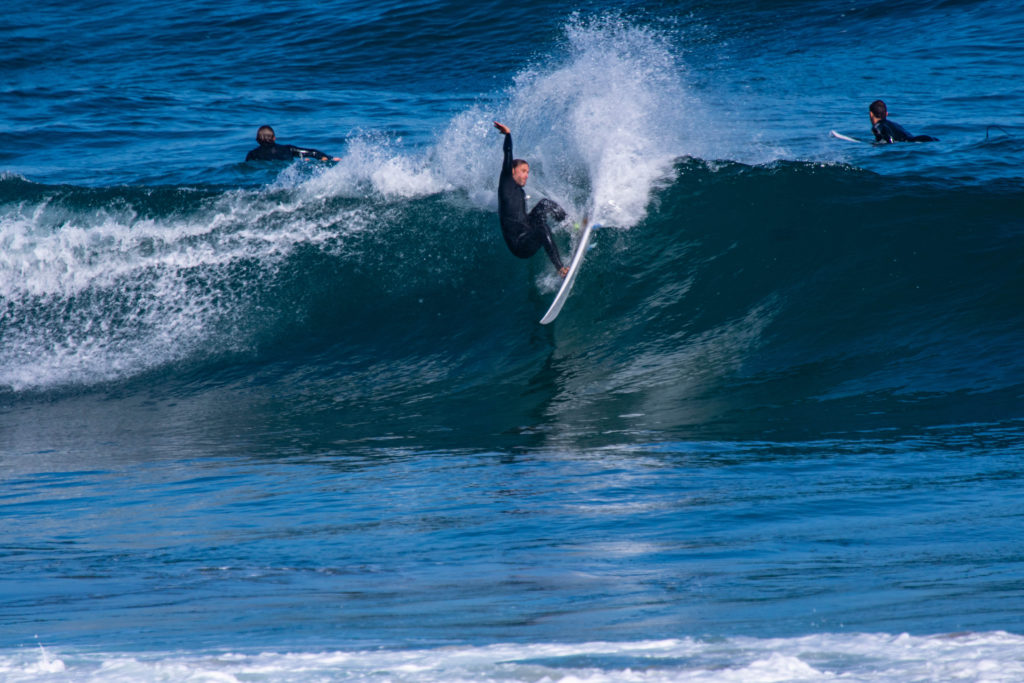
[869,101,938,143]
[493,122,568,277]
[245,125,340,162]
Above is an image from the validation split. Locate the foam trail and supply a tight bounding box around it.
[3,633,1024,682]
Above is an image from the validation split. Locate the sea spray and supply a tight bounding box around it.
[275,15,724,228]
[508,14,704,227]
[432,15,705,228]
[0,179,374,392]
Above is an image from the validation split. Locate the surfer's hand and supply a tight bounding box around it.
[493,121,510,135]
[559,266,569,278]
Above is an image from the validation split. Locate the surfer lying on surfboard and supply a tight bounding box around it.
[493,122,569,277]
[869,100,938,143]
[245,125,340,162]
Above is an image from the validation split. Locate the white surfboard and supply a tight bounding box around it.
[830,130,867,143]
[540,217,597,325]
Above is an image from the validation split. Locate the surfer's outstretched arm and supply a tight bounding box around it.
[494,121,514,176]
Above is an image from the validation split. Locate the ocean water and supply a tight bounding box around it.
[2,0,1024,680]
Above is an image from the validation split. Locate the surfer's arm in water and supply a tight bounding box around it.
[246,142,340,162]
[289,145,339,162]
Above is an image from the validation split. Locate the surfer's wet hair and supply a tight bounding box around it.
[869,100,887,119]
[256,125,275,144]
[512,158,528,170]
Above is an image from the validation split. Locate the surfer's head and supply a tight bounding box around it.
[511,159,529,186]
[869,100,887,124]
[256,125,276,145]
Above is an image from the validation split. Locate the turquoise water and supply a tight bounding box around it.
[2,1,1024,680]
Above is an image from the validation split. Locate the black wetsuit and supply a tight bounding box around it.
[246,142,332,162]
[497,133,565,271]
[872,118,938,143]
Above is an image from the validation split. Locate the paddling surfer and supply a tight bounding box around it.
[493,122,568,277]
[245,125,340,162]
[869,101,938,143]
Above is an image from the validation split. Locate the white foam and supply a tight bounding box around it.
[0,186,373,392]
[431,16,706,229]
[288,134,448,200]
[3,632,1024,682]
[505,16,703,227]
[287,16,710,228]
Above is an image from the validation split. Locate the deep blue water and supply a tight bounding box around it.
[2,0,1024,680]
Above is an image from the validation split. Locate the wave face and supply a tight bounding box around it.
[2,157,1021,440]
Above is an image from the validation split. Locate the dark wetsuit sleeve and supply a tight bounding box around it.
[287,144,331,161]
[497,133,528,232]
[873,120,913,143]
[540,229,564,271]
[503,133,512,172]
[502,133,514,177]
[872,121,891,143]
[247,142,332,161]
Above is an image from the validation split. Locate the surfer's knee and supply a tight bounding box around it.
[532,199,566,223]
